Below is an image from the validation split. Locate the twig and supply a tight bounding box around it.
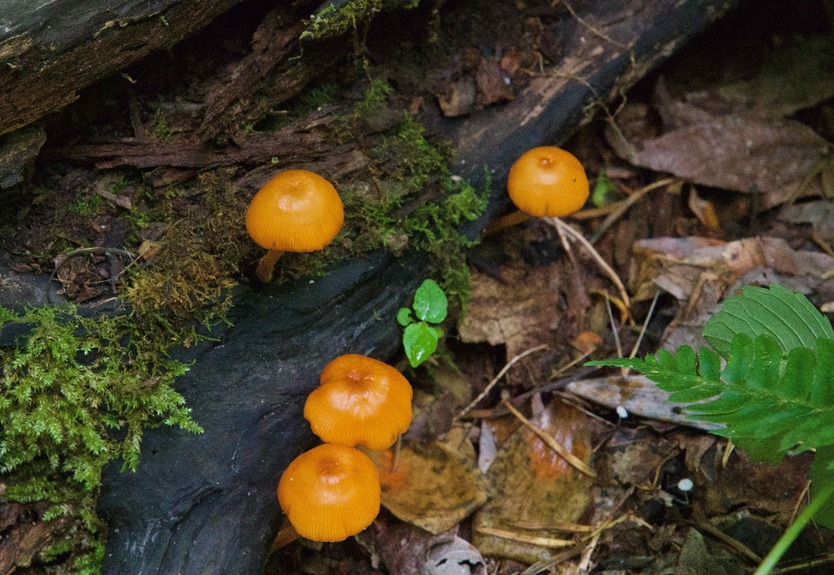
[546,217,631,310]
[588,177,680,244]
[475,526,575,549]
[629,289,660,360]
[694,521,762,564]
[502,399,597,478]
[551,0,629,50]
[455,344,548,420]
[605,294,623,359]
[576,531,600,573]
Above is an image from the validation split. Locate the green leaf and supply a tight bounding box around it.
[591,168,620,207]
[403,321,440,368]
[589,331,834,462]
[704,284,834,358]
[412,279,448,324]
[396,307,414,327]
[809,446,834,529]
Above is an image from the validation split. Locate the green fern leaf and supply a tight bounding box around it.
[589,332,834,461]
[704,284,834,358]
[809,445,834,528]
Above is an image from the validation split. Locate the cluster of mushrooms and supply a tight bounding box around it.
[277,354,413,542]
[246,170,413,541]
[247,146,588,543]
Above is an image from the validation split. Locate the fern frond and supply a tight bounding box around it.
[704,284,834,358]
[589,334,834,460]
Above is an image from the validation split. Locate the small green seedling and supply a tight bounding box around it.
[589,284,834,575]
[398,279,448,368]
[591,167,619,207]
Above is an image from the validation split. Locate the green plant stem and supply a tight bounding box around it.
[753,479,834,575]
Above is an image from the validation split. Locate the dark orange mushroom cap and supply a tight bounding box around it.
[507,146,589,218]
[277,443,380,542]
[304,354,413,450]
[245,169,344,253]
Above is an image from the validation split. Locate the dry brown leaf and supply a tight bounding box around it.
[695,451,813,523]
[566,375,720,431]
[686,187,720,232]
[458,260,561,359]
[365,439,489,536]
[715,36,834,118]
[571,330,604,355]
[779,200,834,242]
[603,428,678,487]
[472,401,594,563]
[608,112,831,209]
[357,513,457,575]
[628,235,834,351]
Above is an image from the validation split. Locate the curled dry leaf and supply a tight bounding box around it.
[566,375,721,431]
[420,537,486,575]
[779,200,834,243]
[686,187,720,232]
[357,512,457,575]
[608,106,831,209]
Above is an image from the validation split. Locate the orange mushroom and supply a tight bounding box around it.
[245,169,344,283]
[277,443,380,542]
[508,146,589,218]
[485,146,589,234]
[304,354,413,450]
[489,146,630,309]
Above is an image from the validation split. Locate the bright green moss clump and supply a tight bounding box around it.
[365,114,490,311]
[0,304,202,572]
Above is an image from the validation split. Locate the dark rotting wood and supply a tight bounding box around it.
[0,0,246,138]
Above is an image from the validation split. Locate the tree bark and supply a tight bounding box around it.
[0,0,244,138]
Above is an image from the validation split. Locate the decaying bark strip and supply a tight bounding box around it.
[0,0,244,137]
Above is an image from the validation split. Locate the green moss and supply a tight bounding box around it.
[0,303,201,571]
[125,192,245,343]
[357,77,393,115]
[343,114,489,311]
[299,83,340,113]
[0,173,249,572]
[68,195,108,218]
[150,107,175,141]
[300,0,385,42]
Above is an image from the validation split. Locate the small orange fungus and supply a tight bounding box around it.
[277,443,380,542]
[507,146,589,218]
[304,354,413,450]
[245,169,344,282]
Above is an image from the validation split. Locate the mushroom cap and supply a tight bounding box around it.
[304,354,413,450]
[507,146,589,218]
[245,169,344,253]
[277,443,380,542]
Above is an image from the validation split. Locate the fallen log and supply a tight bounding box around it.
[0,0,247,138]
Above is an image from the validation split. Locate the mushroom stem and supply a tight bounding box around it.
[255,249,284,283]
[483,209,532,236]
